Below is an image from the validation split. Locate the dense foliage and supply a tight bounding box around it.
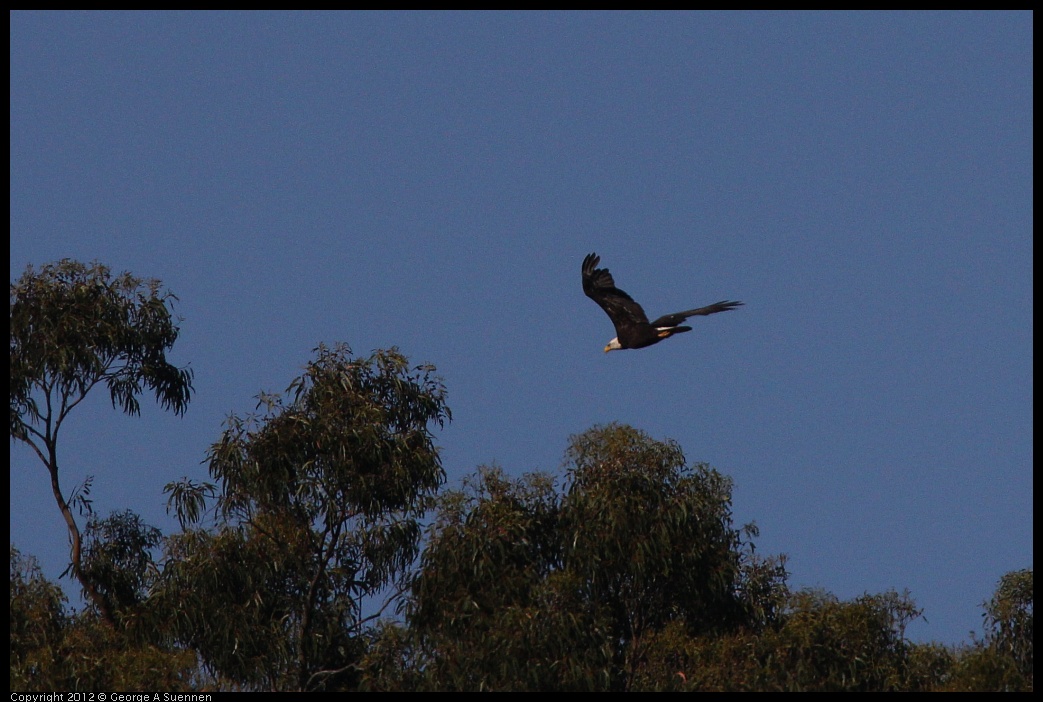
[380,424,788,691]
[154,343,451,691]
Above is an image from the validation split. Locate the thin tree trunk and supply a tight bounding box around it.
[46,442,116,627]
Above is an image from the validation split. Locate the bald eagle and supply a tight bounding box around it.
[582,252,743,352]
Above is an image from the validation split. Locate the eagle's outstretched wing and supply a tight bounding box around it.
[582,253,649,332]
[650,301,744,328]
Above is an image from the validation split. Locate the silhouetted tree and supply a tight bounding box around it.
[372,424,788,691]
[10,259,193,626]
[943,568,1033,691]
[156,343,450,691]
[636,588,930,691]
[10,544,196,692]
[10,546,68,689]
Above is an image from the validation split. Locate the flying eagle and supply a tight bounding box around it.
[582,252,743,352]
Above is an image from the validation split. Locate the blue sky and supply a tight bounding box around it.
[10,11,1032,646]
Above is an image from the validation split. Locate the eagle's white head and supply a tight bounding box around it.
[604,338,623,353]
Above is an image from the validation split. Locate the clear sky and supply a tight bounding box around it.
[10,11,1032,646]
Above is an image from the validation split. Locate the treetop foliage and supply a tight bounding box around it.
[394,424,790,691]
[203,342,449,527]
[155,342,451,691]
[10,259,193,441]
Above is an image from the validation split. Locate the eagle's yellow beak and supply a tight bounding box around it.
[603,344,612,353]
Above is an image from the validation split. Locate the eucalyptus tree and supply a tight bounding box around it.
[10,259,193,625]
[159,343,450,691]
[11,543,198,692]
[943,568,1034,691]
[385,424,787,691]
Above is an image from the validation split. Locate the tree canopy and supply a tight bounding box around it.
[155,343,451,691]
[369,424,790,691]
